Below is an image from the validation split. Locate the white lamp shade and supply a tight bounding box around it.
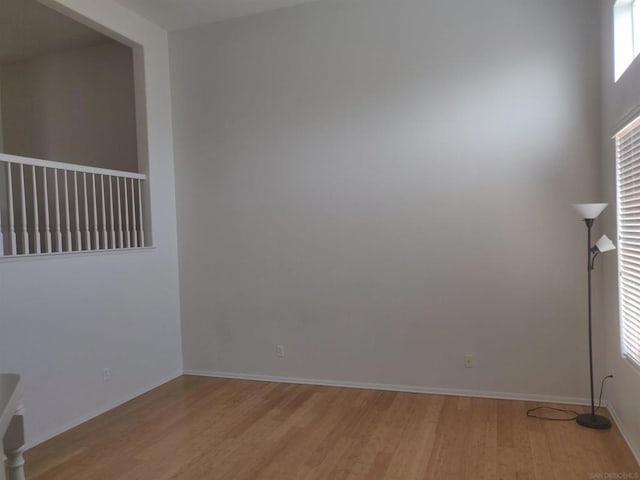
[595,234,616,253]
[572,203,608,219]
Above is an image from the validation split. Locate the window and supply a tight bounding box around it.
[616,114,640,370]
[614,0,640,81]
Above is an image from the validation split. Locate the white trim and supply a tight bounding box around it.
[0,153,146,180]
[0,246,156,263]
[183,370,594,406]
[607,402,640,467]
[25,371,182,449]
[622,353,640,378]
[614,111,640,138]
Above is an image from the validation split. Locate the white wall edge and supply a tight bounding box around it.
[0,246,157,264]
[183,370,594,406]
[25,371,182,449]
[607,402,640,467]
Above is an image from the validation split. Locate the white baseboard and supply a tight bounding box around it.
[607,403,640,467]
[26,371,183,449]
[183,369,594,406]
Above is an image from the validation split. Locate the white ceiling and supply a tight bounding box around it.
[116,0,324,31]
[0,0,109,66]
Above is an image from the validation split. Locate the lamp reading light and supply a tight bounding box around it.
[593,234,616,253]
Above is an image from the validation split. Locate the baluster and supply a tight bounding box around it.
[138,179,145,247]
[64,171,72,251]
[109,176,115,248]
[130,178,138,247]
[4,444,25,480]
[19,164,29,254]
[101,175,107,249]
[91,174,99,249]
[42,168,52,253]
[116,177,123,248]
[0,167,2,255]
[7,163,17,255]
[123,177,130,248]
[83,173,90,250]
[54,169,62,252]
[31,166,41,253]
[73,171,81,251]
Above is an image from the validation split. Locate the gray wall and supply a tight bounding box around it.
[171,0,602,399]
[600,0,640,461]
[0,40,138,172]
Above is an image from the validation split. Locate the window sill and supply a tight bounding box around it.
[0,246,156,263]
[622,354,640,378]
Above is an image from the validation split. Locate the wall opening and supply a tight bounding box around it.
[0,0,151,255]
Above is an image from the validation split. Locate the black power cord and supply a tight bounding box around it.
[595,374,614,413]
[526,375,614,421]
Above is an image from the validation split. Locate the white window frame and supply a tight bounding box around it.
[614,0,640,81]
[616,114,640,372]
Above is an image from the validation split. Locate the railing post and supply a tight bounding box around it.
[123,177,130,248]
[138,178,145,247]
[83,173,90,250]
[73,171,81,251]
[42,167,52,253]
[0,169,3,256]
[54,168,62,252]
[130,178,138,248]
[31,166,41,254]
[19,165,29,255]
[109,176,116,249]
[64,171,72,252]
[91,174,99,249]
[116,177,123,248]
[7,163,17,255]
[100,175,107,249]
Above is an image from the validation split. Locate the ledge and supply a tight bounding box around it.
[0,246,157,263]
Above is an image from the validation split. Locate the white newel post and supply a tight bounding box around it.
[2,407,25,480]
[1,375,25,480]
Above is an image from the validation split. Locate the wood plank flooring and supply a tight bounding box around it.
[25,375,639,479]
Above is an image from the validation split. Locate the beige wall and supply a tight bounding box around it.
[171,0,603,400]
[0,40,137,172]
[600,0,640,463]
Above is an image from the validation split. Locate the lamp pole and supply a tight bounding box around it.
[575,218,612,429]
[586,218,595,417]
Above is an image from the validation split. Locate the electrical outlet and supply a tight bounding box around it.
[103,368,112,382]
[276,345,285,358]
[464,354,474,368]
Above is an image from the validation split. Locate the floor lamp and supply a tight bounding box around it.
[572,203,616,430]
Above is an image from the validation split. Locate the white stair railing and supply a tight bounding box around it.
[0,153,147,257]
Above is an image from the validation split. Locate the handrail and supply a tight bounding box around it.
[0,153,146,180]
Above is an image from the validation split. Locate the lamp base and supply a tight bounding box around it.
[576,413,612,430]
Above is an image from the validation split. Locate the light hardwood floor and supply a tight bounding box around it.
[25,375,638,479]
